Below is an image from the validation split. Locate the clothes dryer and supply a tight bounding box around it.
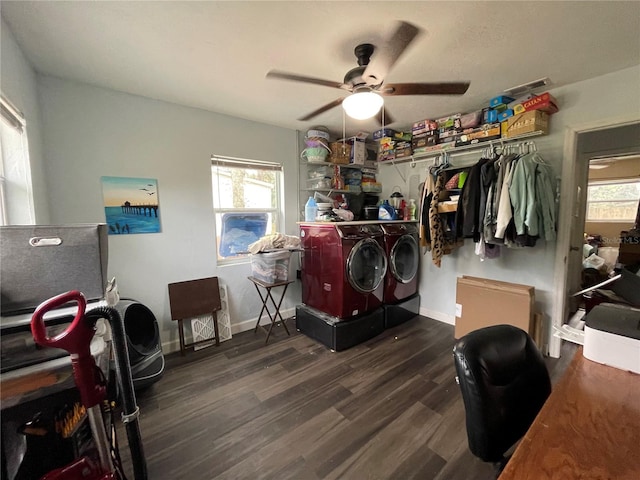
[300,223,387,319]
[381,222,420,304]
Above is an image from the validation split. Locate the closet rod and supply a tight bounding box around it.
[407,139,537,169]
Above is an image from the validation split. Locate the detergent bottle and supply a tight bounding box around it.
[408,199,417,221]
[378,200,396,220]
[304,196,317,222]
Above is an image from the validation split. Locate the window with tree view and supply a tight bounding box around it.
[586,179,640,222]
[211,156,282,262]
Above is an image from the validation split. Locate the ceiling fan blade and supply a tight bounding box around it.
[298,98,344,121]
[267,70,349,90]
[380,82,471,96]
[363,21,421,85]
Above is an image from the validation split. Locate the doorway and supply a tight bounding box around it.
[551,120,640,358]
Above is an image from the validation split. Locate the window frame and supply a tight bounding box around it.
[585,178,640,223]
[0,93,33,226]
[211,155,284,265]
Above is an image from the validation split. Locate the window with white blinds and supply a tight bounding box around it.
[0,94,34,225]
[211,155,283,263]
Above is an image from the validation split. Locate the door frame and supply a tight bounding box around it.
[550,114,640,358]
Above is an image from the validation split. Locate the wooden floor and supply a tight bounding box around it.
[118,316,574,480]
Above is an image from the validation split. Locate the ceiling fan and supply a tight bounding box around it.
[266,21,470,123]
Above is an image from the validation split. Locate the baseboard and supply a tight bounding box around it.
[421,308,455,326]
[230,307,296,334]
[162,307,448,353]
[161,307,297,354]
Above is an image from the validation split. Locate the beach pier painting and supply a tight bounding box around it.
[101,176,161,235]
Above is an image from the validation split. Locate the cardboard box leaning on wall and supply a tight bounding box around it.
[454,276,535,339]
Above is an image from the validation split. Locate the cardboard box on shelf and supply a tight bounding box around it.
[377,137,396,152]
[393,131,412,142]
[349,139,367,165]
[455,276,535,339]
[377,151,396,162]
[412,132,438,149]
[436,114,461,132]
[373,128,397,140]
[437,132,461,145]
[456,123,501,146]
[469,123,501,140]
[497,109,514,122]
[512,92,559,115]
[395,141,413,158]
[412,119,438,135]
[460,110,482,129]
[501,110,550,139]
[489,95,515,108]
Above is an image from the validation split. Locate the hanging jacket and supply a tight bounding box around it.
[456,158,489,242]
[495,158,515,240]
[535,160,557,241]
[509,153,556,243]
[429,171,446,267]
[420,173,435,247]
[484,154,516,244]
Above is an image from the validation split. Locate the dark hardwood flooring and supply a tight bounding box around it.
[118,316,575,480]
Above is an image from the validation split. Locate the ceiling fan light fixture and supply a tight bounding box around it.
[342,91,384,120]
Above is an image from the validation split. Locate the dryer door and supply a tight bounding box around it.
[390,234,419,283]
[347,238,387,294]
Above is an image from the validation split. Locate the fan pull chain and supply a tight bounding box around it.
[342,108,346,145]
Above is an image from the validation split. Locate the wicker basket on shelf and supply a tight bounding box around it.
[329,142,351,164]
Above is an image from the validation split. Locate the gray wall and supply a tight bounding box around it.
[2,19,301,352]
[35,76,300,351]
[1,18,49,223]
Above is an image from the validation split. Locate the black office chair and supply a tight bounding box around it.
[453,325,551,475]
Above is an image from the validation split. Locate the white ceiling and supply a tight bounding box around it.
[2,1,639,138]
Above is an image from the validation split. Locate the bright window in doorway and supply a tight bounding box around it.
[586,179,640,222]
[211,156,283,263]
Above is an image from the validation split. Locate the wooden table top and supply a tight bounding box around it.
[499,348,640,480]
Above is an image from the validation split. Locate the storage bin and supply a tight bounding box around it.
[0,224,108,315]
[250,249,292,284]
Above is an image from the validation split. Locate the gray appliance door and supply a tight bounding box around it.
[346,238,387,294]
[390,234,419,283]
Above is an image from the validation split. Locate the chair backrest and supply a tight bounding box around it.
[453,324,551,463]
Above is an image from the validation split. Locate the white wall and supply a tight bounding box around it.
[0,18,49,223]
[379,65,640,332]
[35,75,300,352]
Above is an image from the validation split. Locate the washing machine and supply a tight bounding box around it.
[381,222,420,328]
[300,223,387,319]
